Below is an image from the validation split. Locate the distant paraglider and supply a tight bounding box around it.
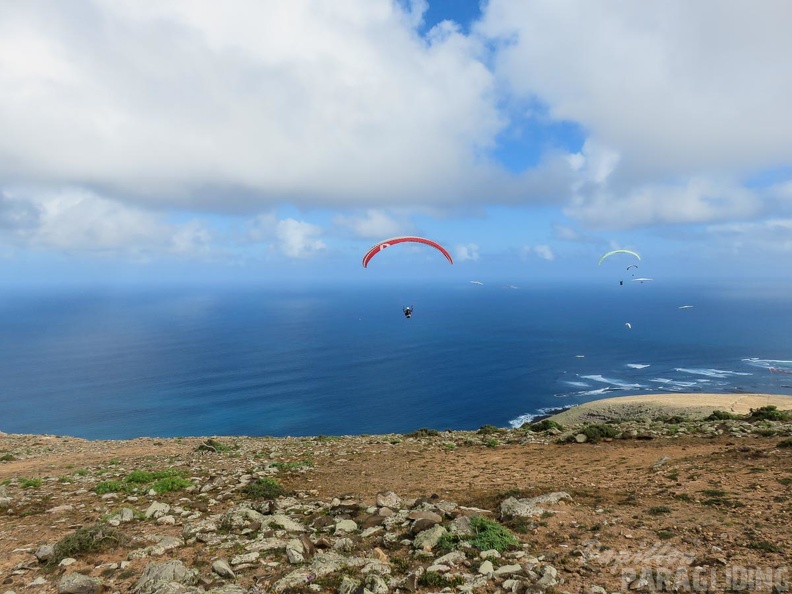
[362,236,453,268]
[598,249,640,266]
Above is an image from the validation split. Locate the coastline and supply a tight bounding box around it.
[545,392,792,426]
[2,394,792,593]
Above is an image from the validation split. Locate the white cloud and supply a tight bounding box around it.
[275,218,326,259]
[521,244,555,261]
[454,243,480,262]
[334,210,408,239]
[478,1,792,176]
[477,1,792,228]
[706,218,792,254]
[0,0,509,211]
[0,187,214,258]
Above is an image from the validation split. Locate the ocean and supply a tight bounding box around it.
[1,280,790,440]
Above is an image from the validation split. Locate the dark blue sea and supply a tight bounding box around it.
[1,280,791,440]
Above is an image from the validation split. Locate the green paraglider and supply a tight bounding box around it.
[598,249,641,265]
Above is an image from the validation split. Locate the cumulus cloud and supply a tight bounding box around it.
[521,244,555,261]
[0,0,513,212]
[275,218,326,259]
[334,210,409,239]
[477,1,792,228]
[454,243,480,262]
[0,187,213,258]
[706,218,792,254]
[478,1,792,176]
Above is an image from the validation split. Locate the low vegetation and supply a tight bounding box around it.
[50,524,129,566]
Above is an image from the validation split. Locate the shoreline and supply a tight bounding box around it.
[2,393,792,442]
[545,392,792,426]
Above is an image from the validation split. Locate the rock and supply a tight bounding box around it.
[132,560,199,594]
[494,564,522,576]
[211,559,235,579]
[478,560,494,576]
[334,519,358,534]
[413,524,447,550]
[480,549,501,560]
[285,539,305,564]
[144,502,171,519]
[182,519,217,540]
[230,552,259,566]
[574,433,588,443]
[338,576,361,594]
[410,518,439,534]
[407,510,442,523]
[448,515,473,536]
[205,586,247,594]
[57,573,103,594]
[536,564,558,587]
[376,491,402,509]
[500,492,573,518]
[365,573,389,594]
[34,545,54,563]
[270,514,305,532]
[435,551,466,566]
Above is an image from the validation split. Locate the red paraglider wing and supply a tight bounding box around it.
[362,236,453,268]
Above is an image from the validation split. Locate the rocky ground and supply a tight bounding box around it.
[1,412,792,594]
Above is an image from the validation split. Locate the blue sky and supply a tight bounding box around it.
[1,0,791,287]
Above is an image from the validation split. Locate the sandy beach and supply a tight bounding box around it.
[547,392,792,425]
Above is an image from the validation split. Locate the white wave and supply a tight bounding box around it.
[509,405,576,428]
[626,363,651,369]
[650,378,699,388]
[563,381,590,388]
[580,374,646,390]
[675,368,752,379]
[743,358,792,372]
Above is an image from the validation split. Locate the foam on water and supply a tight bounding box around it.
[627,363,651,369]
[675,368,752,379]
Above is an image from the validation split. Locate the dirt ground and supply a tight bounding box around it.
[2,424,791,593]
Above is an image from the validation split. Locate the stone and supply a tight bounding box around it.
[376,491,402,509]
[334,519,358,534]
[413,524,447,550]
[56,573,103,594]
[500,492,573,518]
[132,560,199,594]
[211,559,235,579]
[478,560,494,576]
[34,545,54,563]
[144,502,171,519]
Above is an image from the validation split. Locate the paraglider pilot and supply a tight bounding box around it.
[403,306,413,319]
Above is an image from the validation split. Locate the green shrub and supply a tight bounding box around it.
[50,524,129,565]
[777,438,792,449]
[528,419,563,432]
[468,515,519,552]
[706,410,739,421]
[435,532,461,555]
[269,459,314,471]
[151,477,193,494]
[647,506,671,515]
[418,571,464,588]
[95,480,125,494]
[582,424,620,443]
[19,477,41,489]
[477,425,502,435]
[405,428,440,438]
[242,477,287,499]
[0,453,15,462]
[747,406,791,422]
